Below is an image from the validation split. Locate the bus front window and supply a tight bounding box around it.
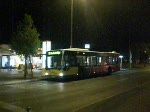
[47,56,61,69]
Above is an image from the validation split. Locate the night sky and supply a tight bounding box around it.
[0,0,149,54]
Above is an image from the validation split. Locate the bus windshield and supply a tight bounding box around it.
[46,51,62,69]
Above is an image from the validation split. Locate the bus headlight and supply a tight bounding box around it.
[45,72,49,76]
[59,73,64,77]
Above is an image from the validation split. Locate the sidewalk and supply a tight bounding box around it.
[0,69,44,86]
[123,63,150,69]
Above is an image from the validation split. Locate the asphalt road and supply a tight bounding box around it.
[0,67,149,112]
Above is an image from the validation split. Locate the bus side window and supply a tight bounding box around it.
[102,57,106,65]
[106,57,112,65]
[93,56,97,66]
[112,57,117,64]
[77,57,82,66]
[86,56,90,66]
[70,56,76,67]
[77,56,86,66]
[97,57,102,65]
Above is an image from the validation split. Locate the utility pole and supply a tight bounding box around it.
[70,0,73,48]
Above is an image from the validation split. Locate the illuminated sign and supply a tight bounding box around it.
[85,44,90,49]
[48,51,61,55]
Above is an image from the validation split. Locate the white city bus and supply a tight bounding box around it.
[42,48,120,79]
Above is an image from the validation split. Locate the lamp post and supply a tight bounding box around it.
[70,0,73,48]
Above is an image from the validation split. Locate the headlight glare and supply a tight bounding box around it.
[45,72,49,76]
[59,73,64,77]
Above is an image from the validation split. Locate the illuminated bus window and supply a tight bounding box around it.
[109,57,113,64]
[86,57,89,65]
[47,56,61,68]
[112,57,116,64]
[86,56,91,66]
[2,56,8,67]
[97,57,102,65]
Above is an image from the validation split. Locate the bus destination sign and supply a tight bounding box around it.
[48,51,61,55]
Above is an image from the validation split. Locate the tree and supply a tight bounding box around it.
[131,42,150,65]
[11,14,41,79]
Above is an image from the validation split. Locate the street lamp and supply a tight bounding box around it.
[70,0,73,48]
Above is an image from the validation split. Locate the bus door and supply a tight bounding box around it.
[77,55,92,76]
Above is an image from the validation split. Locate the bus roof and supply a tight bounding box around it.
[49,48,119,54]
[62,48,89,52]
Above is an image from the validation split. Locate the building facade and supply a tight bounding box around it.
[0,44,42,69]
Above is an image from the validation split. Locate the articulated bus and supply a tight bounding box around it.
[42,48,120,79]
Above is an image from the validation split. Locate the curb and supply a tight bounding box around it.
[0,77,45,86]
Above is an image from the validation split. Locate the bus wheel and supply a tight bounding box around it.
[107,67,112,75]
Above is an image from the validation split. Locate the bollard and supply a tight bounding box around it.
[26,107,31,112]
